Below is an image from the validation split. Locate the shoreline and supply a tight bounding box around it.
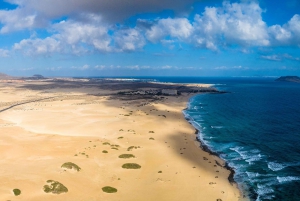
[183,96,251,201]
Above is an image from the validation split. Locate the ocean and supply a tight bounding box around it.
[139,77,300,201]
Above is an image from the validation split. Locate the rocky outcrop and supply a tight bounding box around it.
[275,76,300,83]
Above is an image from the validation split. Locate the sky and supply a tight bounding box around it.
[0,0,299,77]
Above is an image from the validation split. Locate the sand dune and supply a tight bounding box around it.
[0,80,244,201]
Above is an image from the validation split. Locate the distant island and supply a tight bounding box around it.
[275,76,300,83]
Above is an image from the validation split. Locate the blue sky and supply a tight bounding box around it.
[0,0,299,77]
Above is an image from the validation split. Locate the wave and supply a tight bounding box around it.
[210,126,224,129]
[230,146,264,165]
[277,176,300,183]
[268,162,288,171]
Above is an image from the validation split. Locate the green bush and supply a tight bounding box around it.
[61,162,81,171]
[13,189,21,196]
[43,180,68,194]
[122,163,141,169]
[102,186,117,193]
[119,154,135,159]
[127,146,138,151]
[102,150,108,153]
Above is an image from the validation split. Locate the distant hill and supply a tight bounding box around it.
[275,76,300,83]
[0,73,15,80]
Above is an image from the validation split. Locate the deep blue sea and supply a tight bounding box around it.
[134,77,300,201]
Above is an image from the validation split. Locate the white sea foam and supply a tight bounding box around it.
[210,126,224,129]
[257,186,274,195]
[230,147,263,164]
[277,176,300,183]
[268,162,287,171]
[256,183,275,201]
[246,171,260,179]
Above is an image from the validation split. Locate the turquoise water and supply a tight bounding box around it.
[180,78,300,201]
[145,77,300,201]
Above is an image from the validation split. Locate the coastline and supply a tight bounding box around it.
[0,79,242,200]
[183,96,249,201]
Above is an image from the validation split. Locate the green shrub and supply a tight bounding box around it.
[158,171,162,173]
[127,146,138,151]
[102,150,108,153]
[102,186,117,193]
[119,154,135,159]
[118,136,124,139]
[61,162,81,171]
[149,131,154,133]
[13,189,21,196]
[149,137,155,140]
[103,142,110,145]
[122,163,141,169]
[43,180,68,194]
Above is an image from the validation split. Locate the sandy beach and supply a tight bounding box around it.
[0,79,243,201]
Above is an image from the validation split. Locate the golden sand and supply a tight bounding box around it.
[0,81,242,201]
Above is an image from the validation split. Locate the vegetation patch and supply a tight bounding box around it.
[149,131,155,133]
[102,150,108,153]
[103,142,110,145]
[13,189,21,196]
[127,146,138,151]
[119,154,135,159]
[158,171,162,173]
[119,129,124,131]
[102,186,117,193]
[122,163,141,169]
[118,136,124,139]
[149,137,155,140]
[61,162,81,171]
[43,180,68,194]
[111,144,120,148]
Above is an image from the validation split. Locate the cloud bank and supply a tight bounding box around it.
[1,0,300,56]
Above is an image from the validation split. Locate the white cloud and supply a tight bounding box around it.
[192,1,269,50]
[94,65,106,70]
[0,49,9,57]
[4,0,300,57]
[146,18,193,42]
[13,37,61,56]
[13,15,111,55]
[71,64,89,70]
[268,14,300,46]
[54,18,111,53]
[260,53,300,62]
[161,65,172,69]
[260,55,281,61]
[46,66,62,71]
[114,28,145,52]
[0,9,38,33]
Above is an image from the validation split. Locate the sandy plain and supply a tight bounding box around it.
[0,79,243,201]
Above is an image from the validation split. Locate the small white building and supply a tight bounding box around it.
[162,89,177,95]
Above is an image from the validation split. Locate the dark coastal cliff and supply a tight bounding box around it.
[275,76,300,83]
